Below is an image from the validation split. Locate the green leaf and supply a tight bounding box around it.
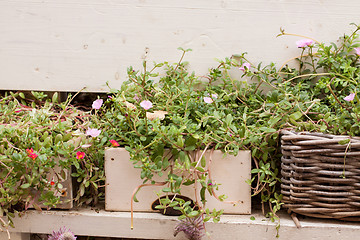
[268,116,282,127]
[200,187,206,202]
[162,187,172,193]
[195,167,205,172]
[259,127,276,133]
[179,151,186,163]
[192,134,200,139]
[184,145,196,151]
[154,205,166,209]
[20,183,31,189]
[168,201,179,207]
[79,184,85,196]
[289,111,302,121]
[52,92,58,103]
[225,114,233,126]
[338,139,350,145]
[54,134,63,144]
[201,156,206,168]
[250,216,256,220]
[160,198,171,204]
[188,211,200,217]
[183,179,195,186]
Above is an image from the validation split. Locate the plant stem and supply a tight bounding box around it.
[130,182,166,230]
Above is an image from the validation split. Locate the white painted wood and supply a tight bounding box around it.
[7,208,360,240]
[0,232,30,240]
[104,148,251,214]
[1,1,360,92]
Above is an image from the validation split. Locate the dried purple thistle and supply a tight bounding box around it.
[48,227,76,240]
[174,216,204,240]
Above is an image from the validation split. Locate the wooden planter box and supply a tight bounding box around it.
[105,148,251,214]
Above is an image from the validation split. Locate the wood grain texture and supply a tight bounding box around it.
[1,1,360,92]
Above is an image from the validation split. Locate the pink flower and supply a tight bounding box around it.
[92,99,103,110]
[203,94,217,104]
[140,100,153,110]
[203,97,213,104]
[296,39,315,48]
[109,139,120,147]
[86,128,101,137]
[355,48,360,56]
[76,151,85,159]
[48,227,76,240]
[344,93,355,102]
[239,62,251,72]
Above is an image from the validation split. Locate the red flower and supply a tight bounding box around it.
[50,181,55,186]
[26,148,38,159]
[26,148,34,154]
[76,151,85,159]
[29,153,38,160]
[109,139,120,147]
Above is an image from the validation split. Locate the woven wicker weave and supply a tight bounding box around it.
[281,130,360,221]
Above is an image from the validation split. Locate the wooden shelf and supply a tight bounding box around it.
[2,208,360,240]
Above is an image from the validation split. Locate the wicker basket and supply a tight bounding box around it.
[281,130,360,221]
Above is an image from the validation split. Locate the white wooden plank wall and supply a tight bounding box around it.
[0,1,360,92]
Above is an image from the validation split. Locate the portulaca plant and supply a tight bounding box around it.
[0,92,106,231]
[96,48,251,237]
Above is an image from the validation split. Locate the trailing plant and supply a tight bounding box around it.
[223,22,360,232]
[2,22,360,240]
[98,48,254,236]
[96,23,360,238]
[0,92,105,232]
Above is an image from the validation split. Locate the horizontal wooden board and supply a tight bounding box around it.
[0,1,360,92]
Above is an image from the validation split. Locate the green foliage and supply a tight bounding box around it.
[3,23,360,238]
[0,92,105,227]
[99,49,252,226]
[231,22,360,225]
[99,23,360,230]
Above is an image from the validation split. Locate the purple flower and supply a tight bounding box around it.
[344,93,355,102]
[48,227,76,240]
[174,216,204,240]
[355,48,360,56]
[140,100,153,110]
[203,97,213,104]
[86,128,101,138]
[296,39,314,48]
[92,99,103,110]
[239,62,251,72]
